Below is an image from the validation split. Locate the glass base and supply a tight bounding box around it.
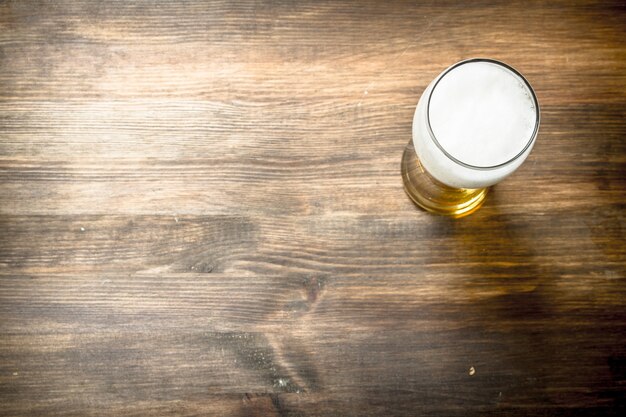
[401,142,488,218]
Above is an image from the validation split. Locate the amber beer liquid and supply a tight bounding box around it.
[401,59,540,217]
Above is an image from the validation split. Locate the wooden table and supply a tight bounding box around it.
[1,1,625,415]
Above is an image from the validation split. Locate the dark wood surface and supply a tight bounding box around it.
[1,1,625,415]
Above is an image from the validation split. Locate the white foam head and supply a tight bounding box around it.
[412,59,539,188]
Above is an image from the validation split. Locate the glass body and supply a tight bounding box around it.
[402,58,540,217]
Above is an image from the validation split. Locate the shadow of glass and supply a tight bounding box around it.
[449,193,547,301]
[438,192,557,404]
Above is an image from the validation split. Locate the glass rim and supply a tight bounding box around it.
[425,58,541,170]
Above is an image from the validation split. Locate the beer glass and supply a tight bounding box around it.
[401,58,540,218]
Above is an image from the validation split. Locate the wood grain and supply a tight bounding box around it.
[1,0,625,416]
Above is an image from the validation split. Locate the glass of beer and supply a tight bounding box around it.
[401,58,540,218]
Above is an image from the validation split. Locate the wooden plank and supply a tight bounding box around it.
[1,270,624,414]
[0,105,624,216]
[0,207,624,274]
[1,269,625,331]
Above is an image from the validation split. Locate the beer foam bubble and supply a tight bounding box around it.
[428,61,537,168]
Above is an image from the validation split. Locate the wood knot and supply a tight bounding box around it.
[303,276,325,303]
[190,261,214,273]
